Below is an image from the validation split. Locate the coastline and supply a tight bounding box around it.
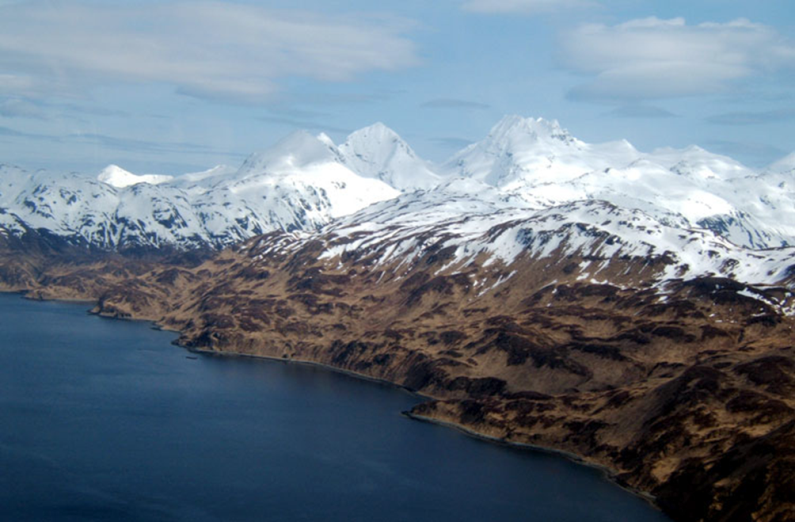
[1,289,98,305]
[0,288,665,515]
[182,342,663,512]
[185,343,659,512]
[403,411,661,510]
[2,288,182,332]
[183,345,431,400]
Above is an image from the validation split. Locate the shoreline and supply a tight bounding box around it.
[2,288,667,518]
[185,343,663,512]
[9,289,97,305]
[403,411,662,511]
[183,345,431,400]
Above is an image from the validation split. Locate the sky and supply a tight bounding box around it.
[0,0,794,175]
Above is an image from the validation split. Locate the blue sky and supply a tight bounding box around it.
[0,0,794,174]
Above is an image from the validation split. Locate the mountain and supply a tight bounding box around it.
[6,174,791,522]
[338,123,441,191]
[2,116,795,522]
[443,116,795,249]
[2,116,795,252]
[97,164,174,188]
[443,115,641,187]
[192,131,399,240]
[0,165,120,246]
[0,130,400,251]
[322,188,795,293]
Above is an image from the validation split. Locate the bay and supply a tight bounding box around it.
[0,293,670,521]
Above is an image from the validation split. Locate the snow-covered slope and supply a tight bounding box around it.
[338,123,441,191]
[443,116,795,249]
[311,185,795,289]
[0,130,400,250]
[1,116,794,258]
[98,165,174,188]
[767,152,795,175]
[443,115,641,188]
[191,131,399,241]
[228,131,398,219]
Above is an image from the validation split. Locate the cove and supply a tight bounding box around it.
[0,293,671,522]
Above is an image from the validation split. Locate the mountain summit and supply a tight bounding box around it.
[98,164,173,188]
[338,123,441,191]
[444,115,639,187]
[2,115,795,251]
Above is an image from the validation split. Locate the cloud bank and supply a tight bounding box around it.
[0,1,419,103]
[561,17,795,102]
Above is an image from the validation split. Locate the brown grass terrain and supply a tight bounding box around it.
[1,229,793,522]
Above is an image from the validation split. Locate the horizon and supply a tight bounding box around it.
[1,1,794,174]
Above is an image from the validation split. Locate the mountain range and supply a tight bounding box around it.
[2,116,795,522]
[1,115,794,256]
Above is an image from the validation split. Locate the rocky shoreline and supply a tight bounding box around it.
[9,285,668,516]
[176,331,664,512]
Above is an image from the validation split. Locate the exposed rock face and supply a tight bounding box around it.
[1,221,793,522]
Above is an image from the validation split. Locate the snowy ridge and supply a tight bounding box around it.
[338,123,442,191]
[307,186,795,289]
[444,116,795,249]
[98,165,174,188]
[1,115,795,259]
[0,129,400,250]
[767,152,795,175]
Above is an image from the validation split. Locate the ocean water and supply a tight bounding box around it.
[0,293,671,521]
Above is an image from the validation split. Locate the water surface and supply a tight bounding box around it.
[0,293,670,521]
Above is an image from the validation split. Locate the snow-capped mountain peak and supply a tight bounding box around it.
[97,164,174,188]
[486,115,580,148]
[1,128,403,251]
[3,115,795,255]
[346,122,399,143]
[338,122,441,191]
[236,130,342,178]
[444,115,638,188]
[767,152,795,175]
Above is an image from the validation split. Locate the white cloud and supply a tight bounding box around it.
[561,17,795,102]
[462,0,595,14]
[0,1,419,103]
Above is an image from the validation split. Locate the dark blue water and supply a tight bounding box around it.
[0,293,670,522]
